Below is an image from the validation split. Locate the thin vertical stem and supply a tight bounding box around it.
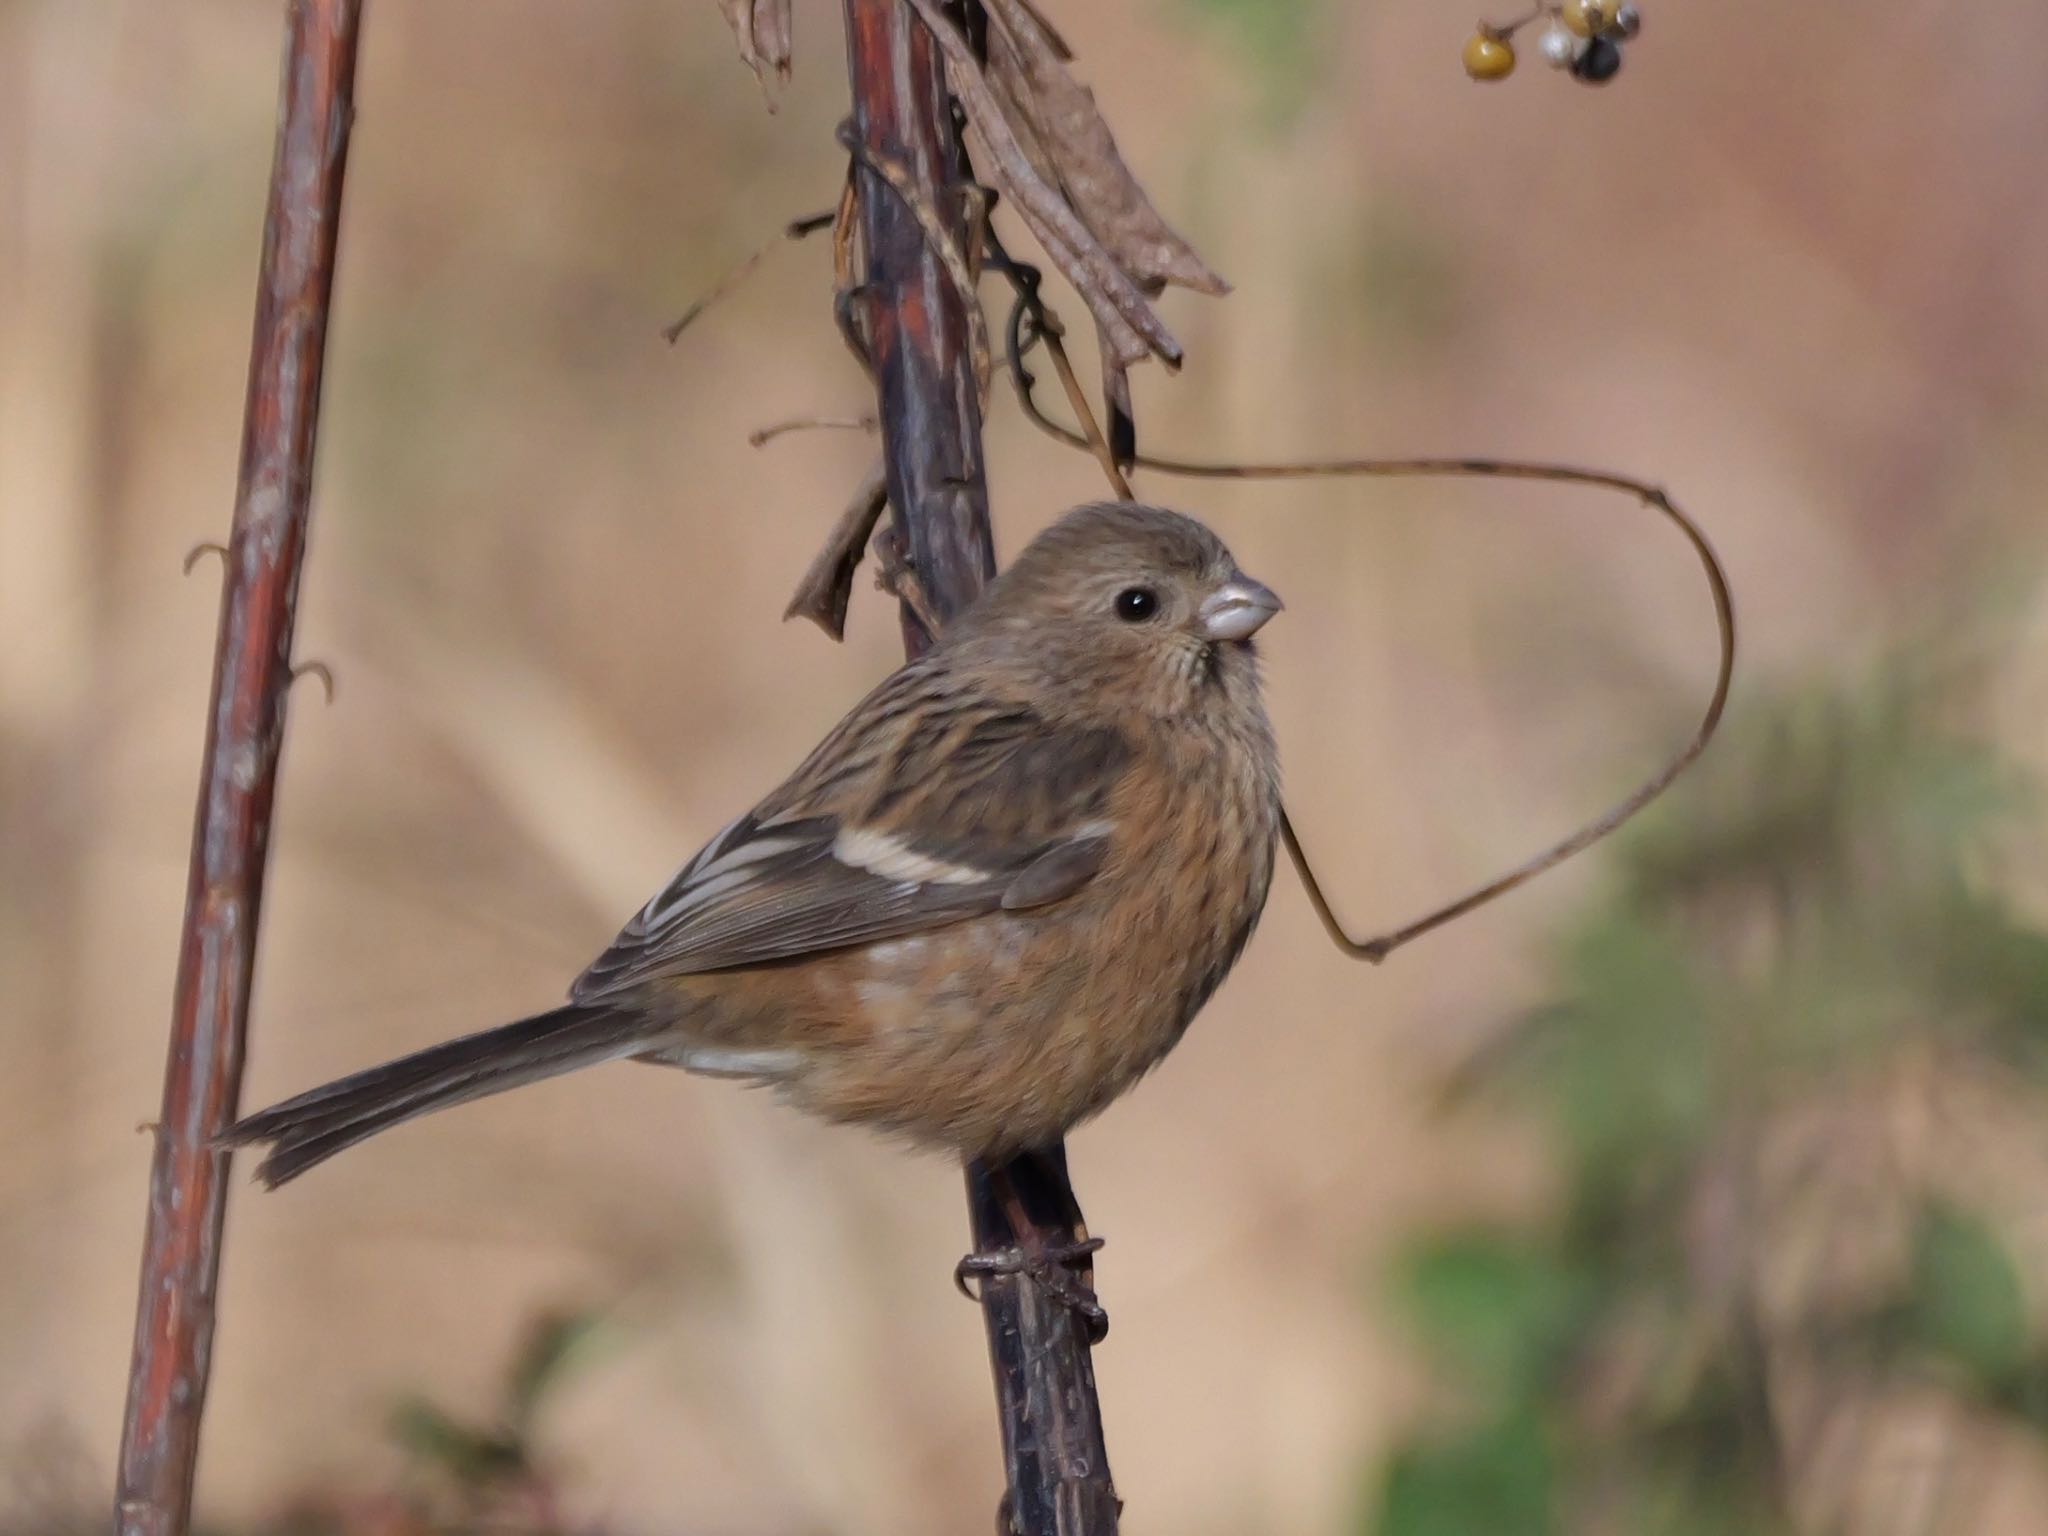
[114,6,363,1535]
[840,2,1118,1530]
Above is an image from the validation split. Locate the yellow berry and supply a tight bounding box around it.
[1561,0,1616,38]
[1462,31,1517,81]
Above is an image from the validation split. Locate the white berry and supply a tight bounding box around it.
[1539,22,1579,66]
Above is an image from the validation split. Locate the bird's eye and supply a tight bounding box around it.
[1114,587,1159,622]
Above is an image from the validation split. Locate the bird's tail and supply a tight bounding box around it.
[221,1005,651,1188]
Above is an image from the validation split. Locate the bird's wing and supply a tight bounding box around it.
[569,687,1131,1001]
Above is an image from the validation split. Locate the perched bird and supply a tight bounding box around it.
[224,503,1283,1194]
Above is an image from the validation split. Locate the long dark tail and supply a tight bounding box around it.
[222,1005,651,1188]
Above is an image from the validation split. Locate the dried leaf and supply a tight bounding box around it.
[983,0,1229,297]
[964,116,1153,367]
[719,0,792,104]
[902,0,1182,368]
[786,459,889,641]
[983,44,1065,205]
[1008,0,1076,60]
[1100,347,1136,470]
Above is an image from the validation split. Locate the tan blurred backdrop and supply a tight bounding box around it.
[6,1,2048,1533]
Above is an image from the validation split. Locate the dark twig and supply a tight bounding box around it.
[830,171,874,375]
[840,1,1117,1531]
[748,412,878,448]
[993,249,1132,499]
[114,6,362,1536]
[661,209,835,344]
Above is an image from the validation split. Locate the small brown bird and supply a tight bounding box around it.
[225,503,1282,1198]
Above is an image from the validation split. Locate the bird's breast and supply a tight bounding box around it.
[777,751,1273,1155]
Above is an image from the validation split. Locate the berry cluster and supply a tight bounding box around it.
[1462,0,1642,86]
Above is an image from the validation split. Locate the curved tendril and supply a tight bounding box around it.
[995,270,1736,964]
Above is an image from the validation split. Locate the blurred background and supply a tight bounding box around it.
[7,1,2048,1533]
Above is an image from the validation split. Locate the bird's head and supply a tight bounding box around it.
[951,502,1282,721]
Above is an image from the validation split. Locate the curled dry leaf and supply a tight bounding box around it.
[786,458,889,641]
[719,0,792,103]
[901,0,1185,370]
[983,0,1228,298]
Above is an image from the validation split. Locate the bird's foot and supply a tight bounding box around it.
[955,1235,1109,1341]
[871,523,945,637]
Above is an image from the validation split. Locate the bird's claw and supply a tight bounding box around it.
[872,524,945,637]
[954,1236,1109,1341]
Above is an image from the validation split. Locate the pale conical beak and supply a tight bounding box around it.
[1200,575,1283,641]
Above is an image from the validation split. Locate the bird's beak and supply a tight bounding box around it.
[1199,574,1283,641]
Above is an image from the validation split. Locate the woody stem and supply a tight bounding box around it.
[840,1,1119,1531]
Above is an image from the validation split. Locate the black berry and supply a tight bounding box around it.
[1573,36,1623,83]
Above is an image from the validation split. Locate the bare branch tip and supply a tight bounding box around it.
[748,413,878,449]
[182,541,228,576]
[290,659,336,705]
[661,306,707,345]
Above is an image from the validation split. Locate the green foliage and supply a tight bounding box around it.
[506,1308,610,1432]
[0,1310,619,1536]
[1366,651,2048,1534]
[1330,213,1467,357]
[387,1306,611,1507]
[1906,1202,2028,1389]
[1176,0,1327,124]
[386,1397,528,1487]
[1545,920,1713,1186]
[1373,1410,1555,1536]
[1397,1235,1591,1403]
[293,1308,611,1536]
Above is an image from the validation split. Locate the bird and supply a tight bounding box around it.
[223,503,1284,1216]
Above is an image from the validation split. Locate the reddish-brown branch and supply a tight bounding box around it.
[840,2,1118,1531]
[843,0,996,644]
[114,7,363,1535]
